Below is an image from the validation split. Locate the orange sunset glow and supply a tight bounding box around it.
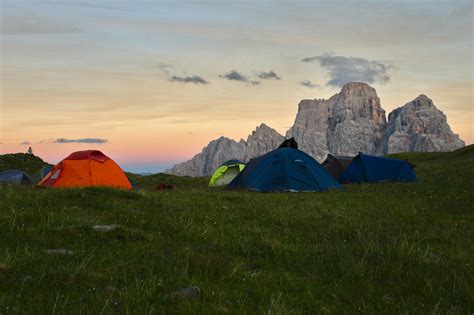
[1,1,472,173]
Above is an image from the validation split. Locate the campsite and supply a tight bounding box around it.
[0,146,473,313]
[1,1,473,313]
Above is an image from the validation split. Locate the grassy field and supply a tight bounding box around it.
[0,147,473,313]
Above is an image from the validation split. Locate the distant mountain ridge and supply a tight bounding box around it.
[167,124,284,176]
[166,82,464,176]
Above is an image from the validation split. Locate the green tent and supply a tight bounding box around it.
[209,159,245,187]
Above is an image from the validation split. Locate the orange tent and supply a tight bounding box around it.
[38,150,132,189]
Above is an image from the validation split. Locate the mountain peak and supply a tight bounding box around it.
[252,123,282,136]
[409,94,434,109]
[341,81,374,91]
[341,81,372,89]
[339,82,377,98]
[381,95,464,154]
[415,94,430,100]
[256,122,272,130]
[249,123,281,135]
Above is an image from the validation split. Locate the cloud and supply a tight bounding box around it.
[158,64,175,76]
[220,70,247,81]
[170,75,209,85]
[257,70,281,80]
[301,53,393,87]
[19,141,31,145]
[159,64,208,85]
[301,56,318,63]
[54,138,108,144]
[300,80,319,89]
[220,70,261,85]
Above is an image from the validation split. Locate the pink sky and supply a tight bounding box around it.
[1,1,472,172]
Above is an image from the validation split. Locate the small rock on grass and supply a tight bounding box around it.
[169,286,201,301]
[45,249,74,255]
[0,263,8,272]
[93,224,120,232]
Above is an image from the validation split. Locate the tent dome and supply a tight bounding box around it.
[38,150,132,189]
[340,153,416,183]
[0,169,35,185]
[209,159,245,187]
[227,148,341,192]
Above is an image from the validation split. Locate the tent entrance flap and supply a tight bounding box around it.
[215,166,241,186]
[209,160,245,187]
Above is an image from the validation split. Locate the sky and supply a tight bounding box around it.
[1,0,473,173]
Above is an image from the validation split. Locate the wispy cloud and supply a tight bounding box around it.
[159,64,209,85]
[19,141,31,145]
[54,138,108,144]
[257,70,281,80]
[220,70,260,85]
[170,75,209,85]
[220,70,247,81]
[158,64,175,75]
[302,53,393,87]
[300,80,319,89]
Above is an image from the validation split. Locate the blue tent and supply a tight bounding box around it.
[0,169,35,185]
[340,153,416,183]
[227,148,341,192]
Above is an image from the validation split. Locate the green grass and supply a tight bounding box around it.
[130,173,209,190]
[0,147,473,313]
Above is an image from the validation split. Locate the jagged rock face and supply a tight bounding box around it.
[166,137,246,176]
[245,124,285,160]
[379,95,465,154]
[328,82,386,156]
[165,124,284,176]
[287,82,386,161]
[286,99,331,161]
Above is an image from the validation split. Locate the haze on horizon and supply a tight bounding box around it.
[1,0,473,173]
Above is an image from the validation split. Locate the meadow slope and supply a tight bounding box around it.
[0,147,473,313]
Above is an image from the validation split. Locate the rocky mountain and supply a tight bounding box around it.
[166,124,284,176]
[378,94,465,154]
[244,123,285,161]
[166,82,465,176]
[287,82,386,161]
[167,137,245,177]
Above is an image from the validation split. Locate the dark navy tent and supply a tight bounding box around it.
[0,169,35,185]
[339,153,416,183]
[227,148,341,192]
